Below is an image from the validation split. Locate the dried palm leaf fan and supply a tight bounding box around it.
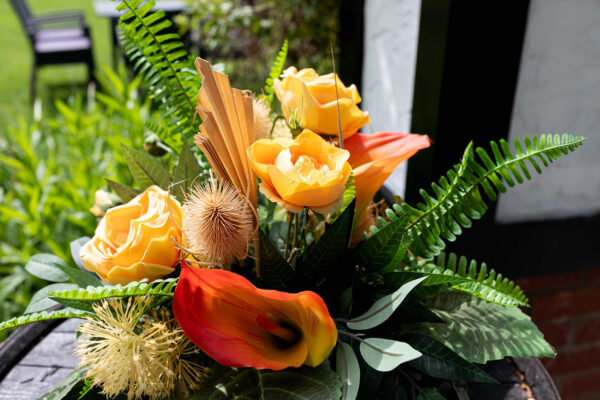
[193,58,261,274]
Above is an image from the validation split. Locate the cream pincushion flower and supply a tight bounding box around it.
[75,297,208,400]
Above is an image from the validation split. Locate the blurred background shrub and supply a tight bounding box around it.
[177,0,341,94]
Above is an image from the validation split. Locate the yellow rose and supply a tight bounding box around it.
[274,67,370,139]
[247,129,351,214]
[80,186,183,285]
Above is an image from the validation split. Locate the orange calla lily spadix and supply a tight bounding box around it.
[173,264,338,371]
[345,131,431,225]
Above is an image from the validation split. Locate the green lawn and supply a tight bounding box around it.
[0,0,112,127]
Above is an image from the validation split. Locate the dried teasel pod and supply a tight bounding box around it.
[182,175,257,268]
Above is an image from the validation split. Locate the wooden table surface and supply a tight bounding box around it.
[0,319,80,400]
[0,319,560,399]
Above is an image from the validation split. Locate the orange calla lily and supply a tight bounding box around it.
[173,264,338,371]
[345,132,431,224]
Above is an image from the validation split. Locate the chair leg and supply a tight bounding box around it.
[29,65,37,104]
[87,51,96,83]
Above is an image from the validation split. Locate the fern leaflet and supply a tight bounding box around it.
[259,39,288,107]
[48,278,178,302]
[405,252,529,307]
[369,134,585,259]
[115,0,200,152]
[0,309,89,332]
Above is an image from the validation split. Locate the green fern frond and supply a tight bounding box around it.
[115,0,200,152]
[48,278,178,302]
[0,309,89,333]
[259,39,288,107]
[419,252,528,306]
[370,134,585,259]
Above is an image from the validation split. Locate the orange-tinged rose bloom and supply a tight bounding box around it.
[247,129,351,214]
[274,67,370,139]
[173,265,338,370]
[345,132,431,226]
[80,186,183,285]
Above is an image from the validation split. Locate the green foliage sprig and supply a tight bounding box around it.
[48,278,178,303]
[0,308,90,333]
[115,0,201,152]
[259,39,288,107]
[368,134,585,260]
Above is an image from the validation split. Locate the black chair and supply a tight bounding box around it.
[9,0,96,101]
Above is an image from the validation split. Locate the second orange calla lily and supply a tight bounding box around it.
[345,131,431,226]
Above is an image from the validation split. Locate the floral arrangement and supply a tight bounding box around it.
[0,2,586,400]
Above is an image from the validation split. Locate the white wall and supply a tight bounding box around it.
[362,0,422,197]
[496,0,600,223]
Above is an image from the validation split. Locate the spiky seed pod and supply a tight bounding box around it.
[253,96,272,139]
[183,177,255,266]
[75,297,208,400]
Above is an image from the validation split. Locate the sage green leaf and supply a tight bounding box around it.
[25,253,71,282]
[70,236,91,270]
[121,143,170,190]
[336,342,360,400]
[24,283,79,314]
[192,364,342,399]
[403,334,497,383]
[359,338,422,372]
[357,214,410,273]
[105,178,141,202]
[417,388,447,400]
[26,253,102,288]
[347,276,428,330]
[405,293,555,364]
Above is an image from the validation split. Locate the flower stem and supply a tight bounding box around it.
[337,330,405,357]
[284,212,293,259]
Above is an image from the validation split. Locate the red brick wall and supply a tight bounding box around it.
[516,269,600,400]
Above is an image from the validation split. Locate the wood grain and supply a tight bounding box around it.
[0,320,79,400]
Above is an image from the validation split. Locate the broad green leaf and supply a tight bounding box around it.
[25,253,71,282]
[300,199,355,276]
[24,283,79,314]
[405,293,555,364]
[70,236,91,270]
[192,364,341,399]
[172,143,203,202]
[105,178,141,202]
[336,342,360,400]
[403,334,497,383]
[26,253,102,288]
[347,276,428,330]
[121,143,170,190]
[259,230,295,291]
[417,388,446,400]
[357,214,410,272]
[359,338,422,372]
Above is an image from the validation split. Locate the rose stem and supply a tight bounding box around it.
[284,212,293,259]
